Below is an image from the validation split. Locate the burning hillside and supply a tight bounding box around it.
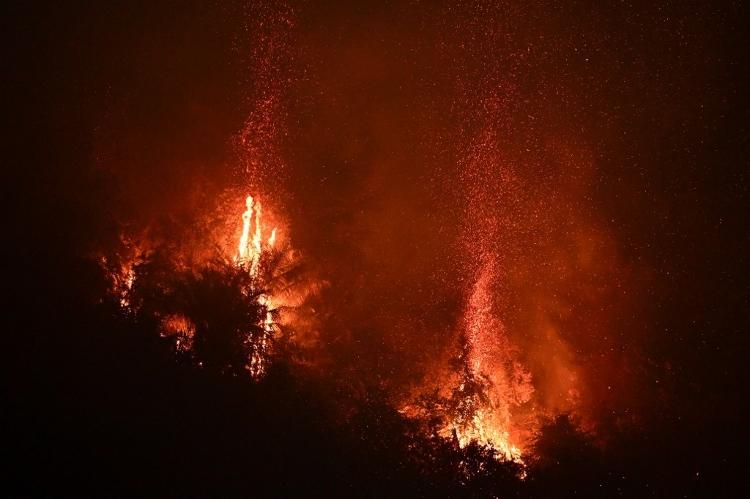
[6,0,745,497]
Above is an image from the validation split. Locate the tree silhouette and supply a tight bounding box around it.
[129,251,268,376]
[526,414,603,497]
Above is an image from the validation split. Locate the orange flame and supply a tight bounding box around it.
[448,259,533,460]
[400,257,534,462]
[236,194,280,377]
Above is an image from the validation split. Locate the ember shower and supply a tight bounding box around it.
[6,0,745,496]
[102,0,646,457]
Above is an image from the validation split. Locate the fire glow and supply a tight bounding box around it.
[236,194,280,376]
[107,193,287,378]
[402,256,534,462]
[443,258,533,460]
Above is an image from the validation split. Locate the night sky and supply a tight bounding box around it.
[4,1,748,496]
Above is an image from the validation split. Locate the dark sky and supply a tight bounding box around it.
[5,0,748,439]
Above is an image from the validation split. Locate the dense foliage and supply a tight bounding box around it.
[5,252,742,497]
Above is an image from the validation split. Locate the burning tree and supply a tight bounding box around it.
[404,259,534,463]
[103,193,313,378]
[124,251,269,376]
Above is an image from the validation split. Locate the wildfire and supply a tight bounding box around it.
[235,194,281,377]
[447,258,533,460]
[119,265,136,308]
[404,257,533,462]
[160,314,195,352]
[238,195,277,276]
[105,193,289,378]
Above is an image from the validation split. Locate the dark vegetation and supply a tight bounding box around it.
[4,246,743,497]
